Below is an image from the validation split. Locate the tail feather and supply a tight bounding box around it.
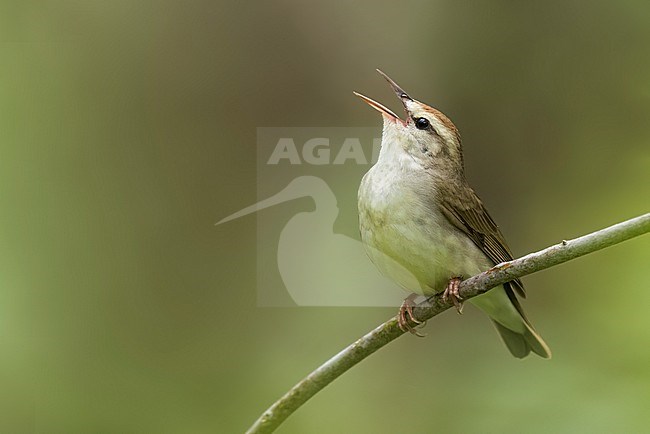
[492,320,552,359]
[471,285,551,359]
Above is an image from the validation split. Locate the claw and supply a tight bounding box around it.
[397,293,426,337]
[442,277,464,314]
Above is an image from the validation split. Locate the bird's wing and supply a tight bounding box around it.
[438,184,526,298]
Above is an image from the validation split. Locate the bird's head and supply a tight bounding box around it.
[354,69,463,171]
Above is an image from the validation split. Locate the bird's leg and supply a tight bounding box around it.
[442,277,464,314]
[398,293,426,337]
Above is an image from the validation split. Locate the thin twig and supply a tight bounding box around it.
[246,213,650,434]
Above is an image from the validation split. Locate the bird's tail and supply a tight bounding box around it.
[470,285,551,359]
[492,319,551,359]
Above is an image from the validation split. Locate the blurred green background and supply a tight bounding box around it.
[1,1,649,433]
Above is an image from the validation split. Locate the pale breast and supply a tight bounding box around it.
[358,163,491,295]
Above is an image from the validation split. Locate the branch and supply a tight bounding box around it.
[246,213,650,434]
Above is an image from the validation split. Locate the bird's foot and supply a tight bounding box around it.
[442,277,464,314]
[398,293,426,337]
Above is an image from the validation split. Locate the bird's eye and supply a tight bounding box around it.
[414,117,430,130]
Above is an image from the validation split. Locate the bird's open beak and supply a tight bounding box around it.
[353,91,401,122]
[376,69,412,102]
[353,69,412,125]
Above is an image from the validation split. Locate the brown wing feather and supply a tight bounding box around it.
[438,184,526,298]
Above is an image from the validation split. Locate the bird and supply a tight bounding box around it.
[354,69,551,358]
